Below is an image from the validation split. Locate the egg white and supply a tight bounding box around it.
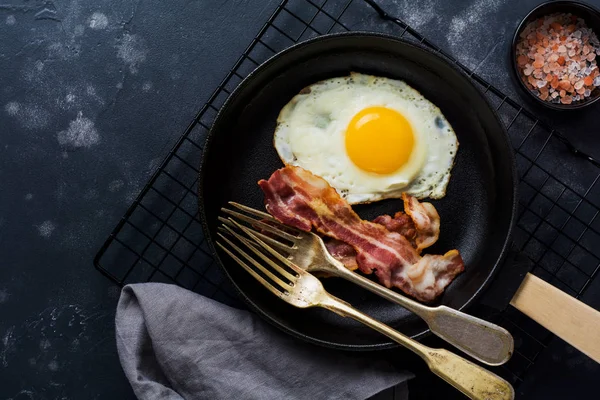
[274,73,459,204]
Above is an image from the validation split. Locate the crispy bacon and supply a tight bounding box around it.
[402,194,441,252]
[325,240,359,271]
[258,166,464,302]
[373,212,416,244]
[326,209,416,270]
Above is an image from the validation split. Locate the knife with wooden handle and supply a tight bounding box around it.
[510,273,600,363]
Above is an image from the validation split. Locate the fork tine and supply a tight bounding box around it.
[228,219,306,276]
[227,202,305,236]
[216,240,284,298]
[217,232,292,292]
[221,220,293,252]
[229,202,275,220]
[221,208,299,241]
[220,225,297,282]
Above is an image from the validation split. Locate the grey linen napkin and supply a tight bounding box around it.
[116,283,412,400]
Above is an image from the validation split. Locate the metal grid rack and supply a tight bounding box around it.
[94,0,600,387]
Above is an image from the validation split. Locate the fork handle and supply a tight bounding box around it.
[333,265,513,366]
[321,296,514,400]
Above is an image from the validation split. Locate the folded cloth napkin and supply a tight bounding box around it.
[116,283,412,400]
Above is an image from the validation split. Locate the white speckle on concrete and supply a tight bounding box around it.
[5,102,19,116]
[148,157,161,171]
[6,15,16,25]
[116,33,147,74]
[74,24,85,36]
[37,221,56,238]
[57,111,100,148]
[47,41,81,60]
[6,101,50,130]
[83,188,98,200]
[142,81,152,91]
[61,151,69,159]
[35,60,44,71]
[85,84,104,105]
[40,339,51,352]
[125,189,140,203]
[1,326,15,367]
[390,0,438,29]
[48,360,59,371]
[108,180,124,192]
[25,193,33,201]
[66,93,76,103]
[22,105,51,129]
[447,0,505,68]
[54,182,66,200]
[115,82,123,89]
[88,12,108,30]
[0,289,9,303]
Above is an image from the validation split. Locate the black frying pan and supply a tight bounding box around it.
[199,32,518,350]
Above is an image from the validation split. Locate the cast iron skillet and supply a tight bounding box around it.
[199,32,518,350]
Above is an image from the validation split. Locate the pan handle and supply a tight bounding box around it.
[510,273,600,363]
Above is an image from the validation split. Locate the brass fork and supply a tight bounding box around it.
[216,218,515,400]
[220,202,513,366]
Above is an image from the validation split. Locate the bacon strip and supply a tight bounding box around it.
[402,193,441,252]
[258,166,464,302]
[373,211,416,244]
[326,193,441,270]
[326,210,415,271]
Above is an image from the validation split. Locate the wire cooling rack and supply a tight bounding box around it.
[95,0,600,387]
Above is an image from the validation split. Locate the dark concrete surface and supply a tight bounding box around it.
[0,0,598,399]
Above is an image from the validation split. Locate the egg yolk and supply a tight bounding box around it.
[345,107,414,174]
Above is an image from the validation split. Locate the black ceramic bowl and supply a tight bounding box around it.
[512,0,600,110]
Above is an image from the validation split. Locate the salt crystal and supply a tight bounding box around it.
[585,89,591,96]
[594,76,600,85]
[558,45,567,52]
[568,49,576,57]
[552,91,559,98]
[537,80,548,88]
[583,45,590,55]
[575,95,580,101]
[561,95,573,104]
[574,30,582,38]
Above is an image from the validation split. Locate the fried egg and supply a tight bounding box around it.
[274,73,458,204]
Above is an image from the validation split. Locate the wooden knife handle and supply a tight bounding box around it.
[510,273,600,363]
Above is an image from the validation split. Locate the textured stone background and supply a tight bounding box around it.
[1,1,598,398]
